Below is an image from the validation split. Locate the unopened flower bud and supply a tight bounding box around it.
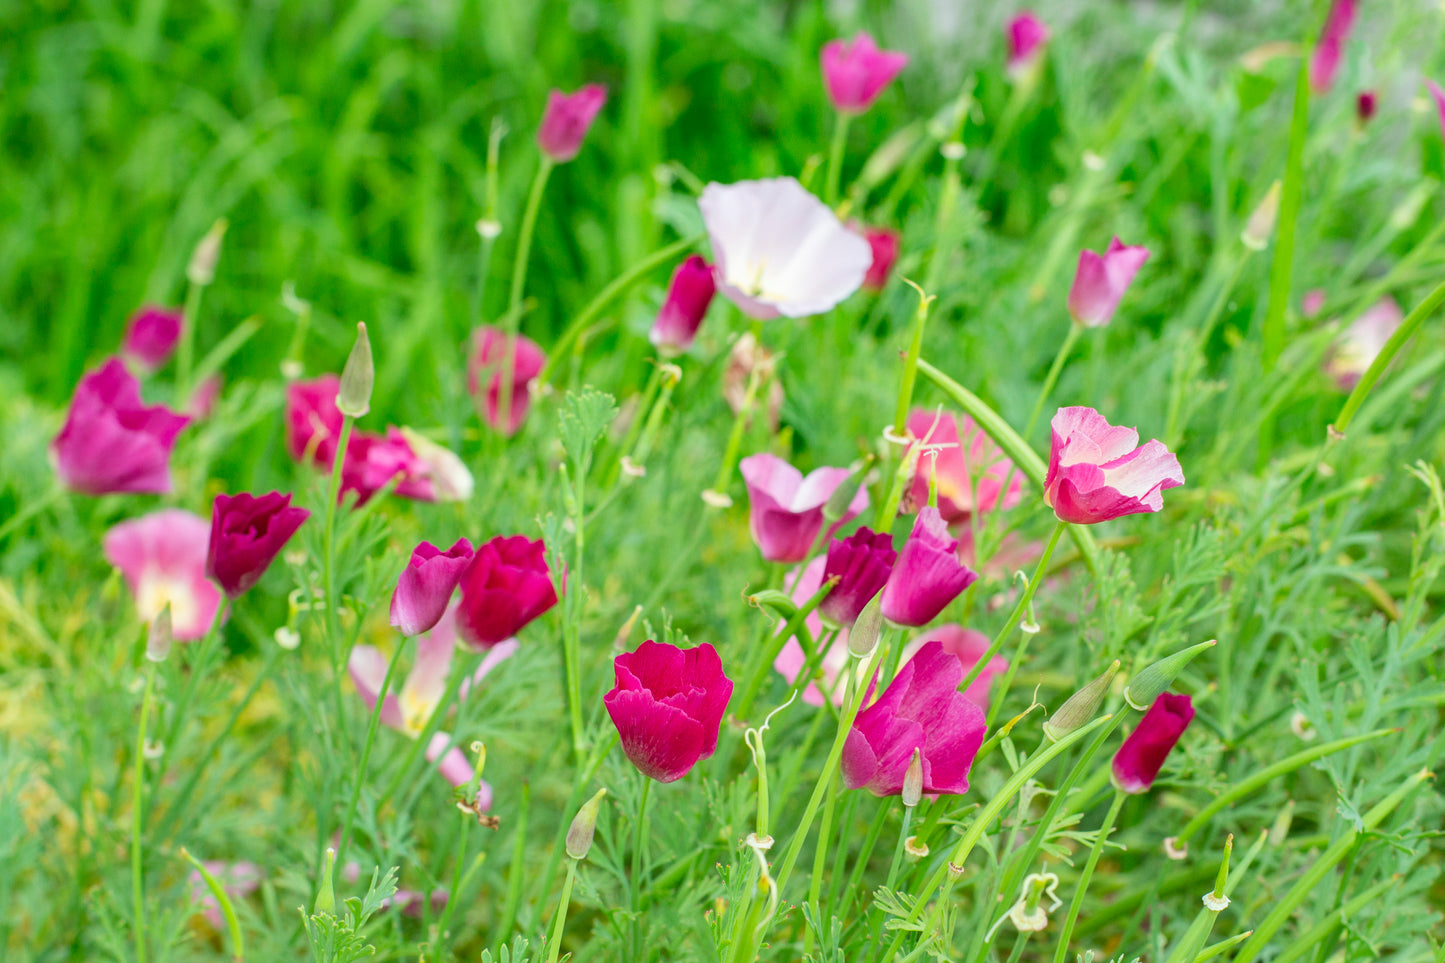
[313,847,337,915]
[902,748,923,808]
[566,787,608,860]
[336,322,373,419]
[1124,639,1215,711]
[846,588,885,658]
[145,606,174,663]
[1241,181,1281,251]
[187,218,228,286]
[1043,660,1120,741]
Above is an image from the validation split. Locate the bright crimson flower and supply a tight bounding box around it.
[205,491,310,598]
[820,32,908,114]
[454,535,559,649]
[103,508,223,641]
[820,527,896,627]
[1067,237,1150,327]
[51,358,189,495]
[1006,11,1049,78]
[537,85,607,162]
[906,408,1023,524]
[1044,407,1184,525]
[1112,692,1194,794]
[1309,0,1357,94]
[841,639,987,796]
[122,305,183,373]
[861,227,901,291]
[880,507,978,627]
[605,640,733,783]
[739,453,868,563]
[650,255,716,355]
[467,327,546,436]
[390,538,475,637]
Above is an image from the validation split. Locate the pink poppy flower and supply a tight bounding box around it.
[51,358,190,495]
[121,305,183,373]
[650,255,716,355]
[454,535,559,649]
[103,509,223,641]
[905,408,1023,524]
[1006,12,1049,79]
[820,527,896,627]
[1323,298,1403,391]
[390,538,475,637]
[820,32,909,114]
[1044,407,1184,525]
[860,227,901,291]
[739,453,868,563]
[605,640,733,783]
[467,327,546,436]
[897,625,1009,711]
[1309,0,1357,94]
[206,491,310,597]
[1067,238,1150,328]
[537,85,607,163]
[1112,692,1194,794]
[879,507,978,627]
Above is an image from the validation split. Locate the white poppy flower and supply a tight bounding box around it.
[699,177,871,320]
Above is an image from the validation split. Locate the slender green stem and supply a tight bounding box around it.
[1050,790,1126,963]
[496,781,531,941]
[1003,930,1031,963]
[544,859,578,963]
[174,280,205,401]
[130,666,155,963]
[825,113,851,207]
[152,600,230,801]
[883,807,912,893]
[709,325,766,498]
[1260,57,1309,374]
[1333,278,1445,435]
[336,637,408,867]
[733,578,834,723]
[891,286,934,439]
[1023,324,1082,440]
[323,416,354,656]
[508,157,554,320]
[804,771,839,936]
[630,777,653,953]
[959,521,1065,697]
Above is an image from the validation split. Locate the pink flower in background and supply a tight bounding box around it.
[121,305,183,373]
[820,527,896,627]
[1426,80,1445,139]
[206,491,310,597]
[880,507,978,627]
[338,429,434,505]
[189,861,262,930]
[860,227,900,291]
[820,32,909,114]
[700,178,872,320]
[739,453,868,563]
[468,327,546,436]
[537,84,607,162]
[898,625,1009,711]
[1324,297,1403,391]
[1044,407,1184,525]
[1301,289,1327,319]
[286,375,345,465]
[187,375,222,421]
[1067,238,1150,327]
[906,409,1023,524]
[605,640,733,782]
[774,557,854,707]
[650,255,716,355]
[103,509,223,640]
[391,538,475,637]
[1006,12,1049,78]
[455,535,559,649]
[1355,90,1377,125]
[1112,692,1194,794]
[51,358,190,495]
[1309,0,1357,94]
[841,639,987,796]
[723,332,785,431]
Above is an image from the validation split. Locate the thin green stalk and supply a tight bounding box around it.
[508,156,554,320]
[802,771,839,954]
[1269,876,1398,963]
[1259,56,1309,395]
[131,666,155,963]
[959,521,1065,698]
[825,113,851,206]
[528,734,617,933]
[1050,789,1126,963]
[153,600,231,801]
[174,280,205,401]
[323,416,355,656]
[630,778,652,954]
[336,638,408,867]
[1002,930,1031,963]
[733,578,834,723]
[883,807,912,894]
[496,782,531,941]
[837,796,892,921]
[891,284,935,440]
[1023,324,1082,440]
[544,859,578,963]
[1333,278,1445,436]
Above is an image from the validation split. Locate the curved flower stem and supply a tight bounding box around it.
[1332,278,1445,436]
[890,283,935,443]
[508,157,554,321]
[959,520,1065,697]
[733,578,834,724]
[825,113,851,207]
[336,637,407,868]
[544,859,578,963]
[131,666,156,963]
[323,416,354,651]
[801,770,839,956]
[1049,789,1126,963]
[1023,323,1082,441]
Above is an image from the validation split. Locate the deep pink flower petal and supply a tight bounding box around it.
[606,640,732,782]
[348,645,406,731]
[1066,238,1149,327]
[740,454,866,562]
[455,535,558,649]
[1309,0,1357,94]
[51,358,190,495]
[1006,12,1050,77]
[650,255,716,354]
[122,305,183,373]
[1112,693,1194,793]
[390,538,475,636]
[467,327,547,436]
[880,508,978,626]
[821,32,909,114]
[1044,407,1182,525]
[206,491,310,597]
[537,84,607,162]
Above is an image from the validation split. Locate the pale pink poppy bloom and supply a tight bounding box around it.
[1324,297,1403,391]
[103,509,223,641]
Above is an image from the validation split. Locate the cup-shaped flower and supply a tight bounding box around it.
[841,639,987,796]
[820,32,908,114]
[1044,407,1184,525]
[1067,237,1150,327]
[189,862,263,931]
[104,509,223,641]
[467,327,546,436]
[51,358,190,495]
[391,538,475,636]
[860,227,901,291]
[604,640,733,782]
[455,535,559,649]
[1111,692,1194,794]
[700,178,872,320]
[880,507,978,627]
[740,453,869,563]
[898,625,1009,710]
[537,84,607,163]
[122,305,183,373]
[774,557,854,706]
[1006,12,1049,79]
[650,255,716,355]
[1309,0,1357,94]
[206,491,311,598]
[820,527,896,627]
[906,409,1023,524]
[1324,298,1403,391]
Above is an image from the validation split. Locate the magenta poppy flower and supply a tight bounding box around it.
[467,327,546,436]
[841,639,987,797]
[390,538,475,637]
[189,861,263,931]
[205,491,311,598]
[122,305,183,373]
[454,535,559,649]
[537,84,607,162]
[338,430,434,505]
[1006,11,1049,78]
[774,557,854,707]
[51,358,190,495]
[860,227,901,291]
[1309,0,1357,94]
[1067,237,1150,328]
[1044,407,1184,525]
[649,255,716,355]
[906,408,1023,524]
[286,375,345,465]
[739,453,868,563]
[103,509,223,641]
[879,507,978,627]
[1112,692,1194,794]
[897,625,1009,711]
[820,527,896,627]
[604,640,733,783]
[820,32,909,114]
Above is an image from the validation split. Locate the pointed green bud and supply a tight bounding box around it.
[336,322,373,418]
[902,748,923,808]
[145,605,174,663]
[566,787,607,860]
[313,847,337,915]
[1043,660,1120,742]
[1124,640,1215,711]
[187,218,228,286]
[1241,181,1281,251]
[846,588,885,658]
[823,461,868,523]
